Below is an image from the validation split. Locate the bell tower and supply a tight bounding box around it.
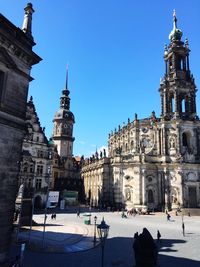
[160,10,197,121]
[52,69,75,158]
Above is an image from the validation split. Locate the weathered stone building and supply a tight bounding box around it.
[17,96,53,224]
[52,72,84,203]
[82,12,200,211]
[0,3,41,265]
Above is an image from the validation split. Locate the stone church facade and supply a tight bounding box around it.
[82,12,200,211]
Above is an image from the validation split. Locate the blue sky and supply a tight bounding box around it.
[0,1,200,157]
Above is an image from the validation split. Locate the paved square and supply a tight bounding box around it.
[21,210,200,267]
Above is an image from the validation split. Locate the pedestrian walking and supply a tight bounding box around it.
[167,213,171,221]
[54,213,56,220]
[51,214,54,220]
[77,210,80,217]
[182,222,185,237]
[133,231,138,246]
[157,230,161,242]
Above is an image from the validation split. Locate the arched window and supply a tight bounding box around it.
[181,99,185,113]
[148,189,154,203]
[131,140,134,148]
[170,96,174,113]
[182,132,191,148]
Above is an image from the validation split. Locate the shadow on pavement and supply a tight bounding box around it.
[14,234,200,267]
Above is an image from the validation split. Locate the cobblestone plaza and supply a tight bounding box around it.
[15,210,200,267]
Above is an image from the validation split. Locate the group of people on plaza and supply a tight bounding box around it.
[51,213,57,220]
[122,208,149,218]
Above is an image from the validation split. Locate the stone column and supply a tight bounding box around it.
[141,170,146,205]
[174,90,178,116]
[178,170,184,207]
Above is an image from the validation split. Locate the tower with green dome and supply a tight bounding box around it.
[160,10,197,121]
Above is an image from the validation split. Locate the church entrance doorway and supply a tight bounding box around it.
[188,187,197,208]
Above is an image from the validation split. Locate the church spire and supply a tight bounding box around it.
[172,10,177,30]
[169,10,183,42]
[22,3,34,39]
[65,66,69,90]
[159,11,197,121]
[60,68,70,110]
[52,68,75,158]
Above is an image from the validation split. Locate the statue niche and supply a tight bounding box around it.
[125,188,131,201]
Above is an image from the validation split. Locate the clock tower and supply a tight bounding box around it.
[52,70,75,158]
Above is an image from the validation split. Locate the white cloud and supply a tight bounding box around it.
[79,141,86,145]
[90,144,96,148]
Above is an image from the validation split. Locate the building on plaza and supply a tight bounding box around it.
[81,12,200,211]
[51,72,84,204]
[16,96,53,224]
[0,3,41,265]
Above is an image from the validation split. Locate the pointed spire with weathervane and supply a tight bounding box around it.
[169,10,183,42]
[60,67,71,110]
[52,67,75,158]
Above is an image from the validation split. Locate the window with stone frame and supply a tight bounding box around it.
[37,150,44,158]
[27,178,32,188]
[23,166,28,173]
[30,165,34,173]
[131,140,134,148]
[36,165,43,175]
[35,178,42,189]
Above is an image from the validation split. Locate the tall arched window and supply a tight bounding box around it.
[171,97,175,113]
[148,189,154,203]
[131,140,134,148]
[182,132,191,148]
[181,99,185,113]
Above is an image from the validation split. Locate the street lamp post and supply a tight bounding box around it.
[28,172,36,245]
[42,165,51,248]
[97,217,110,267]
[93,215,97,245]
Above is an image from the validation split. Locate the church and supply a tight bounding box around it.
[82,12,200,211]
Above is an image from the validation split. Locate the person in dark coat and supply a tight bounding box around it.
[133,232,139,246]
[133,228,157,267]
[167,213,171,221]
[182,222,185,237]
[157,230,161,242]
